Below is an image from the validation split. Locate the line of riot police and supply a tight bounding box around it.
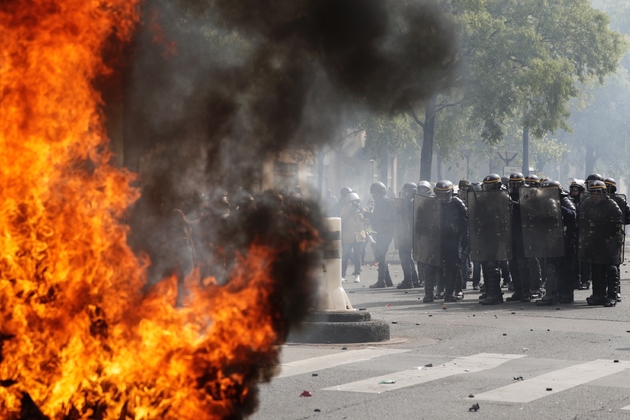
[365,172,628,308]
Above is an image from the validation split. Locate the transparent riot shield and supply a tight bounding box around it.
[413,193,441,266]
[519,187,565,258]
[467,190,512,262]
[393,198,405,250]
[578,192,624,265]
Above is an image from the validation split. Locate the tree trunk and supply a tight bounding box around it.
[436,149,443,180]
[420,94,437,181]
[522,126,529,176]
[585,143,598,177]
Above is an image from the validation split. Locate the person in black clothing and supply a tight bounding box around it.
[367,182,395,288]
[396,182,420,289]
[535,181,577,305]
[581,181,624,307]
[422,180,468,303]
[505,173,532,303]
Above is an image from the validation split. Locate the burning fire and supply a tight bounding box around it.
[0,1,321,419]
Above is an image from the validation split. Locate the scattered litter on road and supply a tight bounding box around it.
[556,307,560,310]
[511,312,516,314]
[416,366,423,370]
[416,323,420,325]
[546,388,552,391]
[469,394,474,398]
[469,403,480,412]
[312,373,318,376]
[614,360,620,363]
[341,347,347,350]
[513,376,523,381]
[473,314,476,317]
[464,369,470,372]
[442,305,448,310]
[386,303,392,307]
[314,409,321,412]
[300,390,312,397]
[379,379,396,384]
[429,314,433,317]
[392,321,398,324]
[359,308,367,311]
[502,333,507,336]
[523,348,529,352]
[425,363,433,367]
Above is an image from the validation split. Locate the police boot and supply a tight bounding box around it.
[423,280,435,303]
[384,270,394,287]
[536,294,556,306]
[587,286,606,306]
[369,280,386,289]
[397,280,413,289]
[607,265,619,302]
[480,278,502,305]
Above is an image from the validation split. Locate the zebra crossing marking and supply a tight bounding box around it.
[322,353,525,393]
[277,348,410,378]
[474,359,630,403]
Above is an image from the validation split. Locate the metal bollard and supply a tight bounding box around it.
[317,218,354,311]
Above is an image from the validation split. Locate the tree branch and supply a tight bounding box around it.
[435,100,463,113]
[406,101,425,129]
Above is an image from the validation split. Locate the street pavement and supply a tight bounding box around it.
[251,254,630,420]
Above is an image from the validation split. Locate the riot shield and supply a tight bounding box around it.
[519,187,565,258]
[467,190,512,262]
[413,193,441,266]
[393,198,406,250]
[578,192,624,265]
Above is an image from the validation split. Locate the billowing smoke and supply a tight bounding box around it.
[121,0,457,288]
[122,0,457,186]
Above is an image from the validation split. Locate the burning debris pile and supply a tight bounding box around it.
[0,0,456,419]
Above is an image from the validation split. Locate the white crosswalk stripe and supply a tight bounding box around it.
[275,348,630,410]
[277,347,409,378]
[473,359,630,403]
[323,353,525,393]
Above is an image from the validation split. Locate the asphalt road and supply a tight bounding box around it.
[251,256,630,420]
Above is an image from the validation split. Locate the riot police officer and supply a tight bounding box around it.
[580,181,624,307]
[396,182,420,289]
[331,187,353,217]
[472,174,509,305]
[367,182,395,288]
[421,180,468,303]
[534,181,577,305]
[506,172,533,302]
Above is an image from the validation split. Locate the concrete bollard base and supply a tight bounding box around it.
[288,311,390,344]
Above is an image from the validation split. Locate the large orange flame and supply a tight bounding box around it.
[0,2,319,419]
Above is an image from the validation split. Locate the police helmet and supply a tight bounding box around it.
[370,182,387,197]
[434,180,454,202]
[417,180,431,195]
[483,174,502,191]
[340,187,353,197]
[525,174,540,186]
[586,173,604,189]
[402,182,417,192]
[346,192,361,203]
[541,180,562,190]
[604,177,617,194]
[508,172,524,194]
[589,180,608,194]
